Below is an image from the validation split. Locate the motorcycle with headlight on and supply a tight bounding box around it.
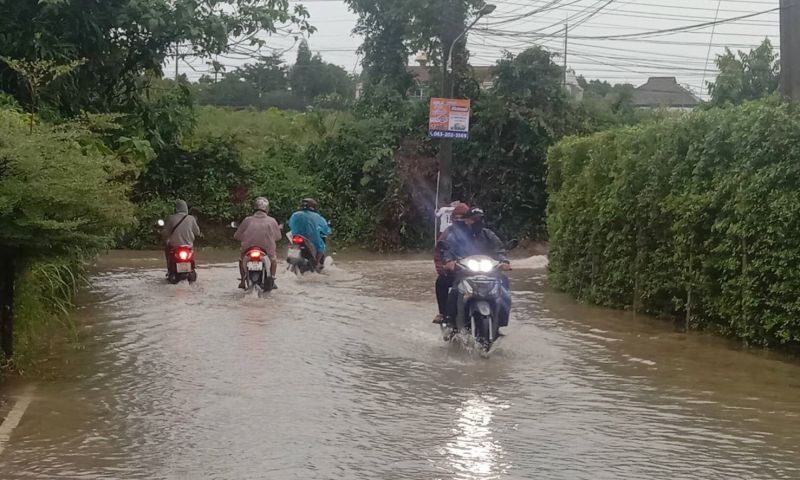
[443,255,511,353]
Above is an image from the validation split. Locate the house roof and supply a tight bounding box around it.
[632,77,700,108]
[406,65,495,84]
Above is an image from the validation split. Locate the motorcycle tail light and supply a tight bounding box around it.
[248,250,263,260]
[175,249,191,261]
[292,236,305,245]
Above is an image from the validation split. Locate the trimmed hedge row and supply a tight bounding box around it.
[547,100,800,347]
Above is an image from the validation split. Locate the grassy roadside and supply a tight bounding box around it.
[2,260,84,377]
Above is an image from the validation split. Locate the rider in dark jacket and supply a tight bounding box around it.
[440,214,509,268]
[439,207,512,326]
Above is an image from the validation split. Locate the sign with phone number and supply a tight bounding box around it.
[428,98,471,140]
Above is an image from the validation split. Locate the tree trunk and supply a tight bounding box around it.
[0,254,15,360]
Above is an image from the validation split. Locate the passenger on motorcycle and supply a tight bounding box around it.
[161,199,201,274]
[433,202,470,324]
[287,198,332,270]
[439,207,512,327]
[234,197,282,289]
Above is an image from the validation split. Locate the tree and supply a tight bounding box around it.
[0,57,85,132]
[238,54,289,94]
[0,0,313,114]
[290,42,354,105]
[345,0,487,98]
[708,39,780,106]
[290,40,314,102]
[345,0,414,95]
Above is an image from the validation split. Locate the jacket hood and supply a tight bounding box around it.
[175,199,188,214]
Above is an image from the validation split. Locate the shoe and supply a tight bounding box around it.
[432,314,444,324]
[238,280,246,290]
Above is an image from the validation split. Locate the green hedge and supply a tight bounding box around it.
[547,99,800,347]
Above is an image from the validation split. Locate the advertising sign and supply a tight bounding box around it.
[428,98,471,140]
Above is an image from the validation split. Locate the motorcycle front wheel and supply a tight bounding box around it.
[473,314,497,353]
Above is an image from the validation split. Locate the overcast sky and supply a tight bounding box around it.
[173,0,781,99]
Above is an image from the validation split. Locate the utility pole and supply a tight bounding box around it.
[563,20,569,87]
[174,42,180,81]
[781,0,800,101]
[437,41,455,210]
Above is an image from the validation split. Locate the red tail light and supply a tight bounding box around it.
[248,250,263,260]
[175,248,191,261]
[292,236,304,245]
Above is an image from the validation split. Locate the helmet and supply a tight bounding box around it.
[254,197,270,213]
[301,198,317,211]
[466,207,485,218]
[452,202,470,218]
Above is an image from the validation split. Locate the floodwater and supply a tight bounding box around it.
[1,250,800,479]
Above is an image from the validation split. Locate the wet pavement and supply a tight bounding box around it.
[1,250,799,479]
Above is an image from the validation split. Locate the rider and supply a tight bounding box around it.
[433,202,470,324]
[234,197,282,289]
[439,207,512,327]
[161,199,201,273]
[288,198,332,270]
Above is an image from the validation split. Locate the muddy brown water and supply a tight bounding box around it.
[1,250,799,479]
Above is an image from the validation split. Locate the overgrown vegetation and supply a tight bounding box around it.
[548,100,800,348]
[0,0,310,366]
[0,109,136,365]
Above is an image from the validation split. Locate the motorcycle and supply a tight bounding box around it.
[242,246,275,296]
[442,244,516,354]
[286,233,323,275]
[158,220,198,285]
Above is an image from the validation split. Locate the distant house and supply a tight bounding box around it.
[565,70,584,101]
[632,77,700,110]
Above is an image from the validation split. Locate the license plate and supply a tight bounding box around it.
[288,248,301,259]
[247,262,263,271]
[176,262,192,273]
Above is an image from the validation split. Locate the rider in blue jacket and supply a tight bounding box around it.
[288,198,332,268]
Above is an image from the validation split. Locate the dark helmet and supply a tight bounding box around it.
[466,207,485,218]
[301,198,318,211]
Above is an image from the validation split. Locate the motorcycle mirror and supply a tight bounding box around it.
[156,219,165,228]
[506,239,519,251]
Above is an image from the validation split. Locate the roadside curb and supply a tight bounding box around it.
[0,384,36,456]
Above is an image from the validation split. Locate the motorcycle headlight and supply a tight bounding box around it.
[467,259,481,272]
[479,259,493,272]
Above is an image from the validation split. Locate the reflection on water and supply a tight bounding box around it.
[446,395,508,480]
[0,250,799,479]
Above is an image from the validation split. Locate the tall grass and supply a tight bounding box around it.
[10,259,85,373]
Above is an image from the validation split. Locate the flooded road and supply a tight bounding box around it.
[2,251,800,479]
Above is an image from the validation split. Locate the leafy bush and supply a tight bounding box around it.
[547,99,800,347]
[133,137,249,222]
[0,109,135,364]
[0,109,134,256]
